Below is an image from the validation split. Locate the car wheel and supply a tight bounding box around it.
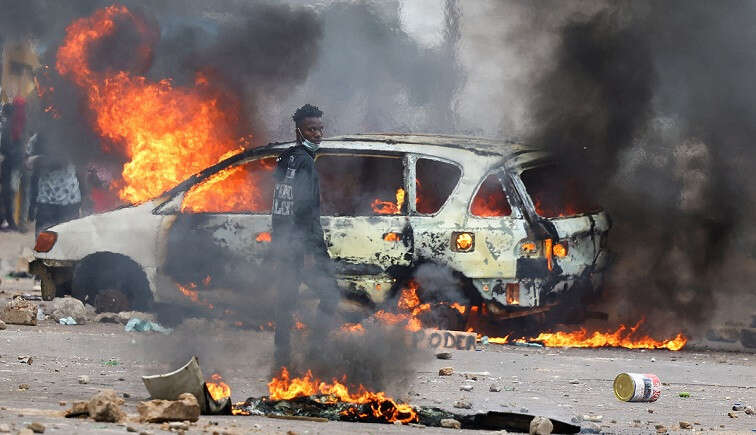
[71,252,152,312]
[29,262,65,301]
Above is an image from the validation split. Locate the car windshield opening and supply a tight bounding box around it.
[181,157,276,213]
[520,165,601,218]
[317,154,405,216]
[471,174,512,217]
[416,158,461,215]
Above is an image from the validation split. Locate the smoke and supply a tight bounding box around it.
[522,1,756,335]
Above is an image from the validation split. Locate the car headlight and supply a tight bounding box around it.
[34,231,57,253]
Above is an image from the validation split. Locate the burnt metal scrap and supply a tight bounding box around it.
[233,395,580,433]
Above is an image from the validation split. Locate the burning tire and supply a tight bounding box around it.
[71,252,152,312]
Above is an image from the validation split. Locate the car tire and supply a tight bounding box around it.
[71,252,152,312]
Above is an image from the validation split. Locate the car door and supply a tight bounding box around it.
[159,155,277,291]
[315,152,413,301]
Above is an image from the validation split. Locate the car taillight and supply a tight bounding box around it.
[34,231,57,252]
[451,232,474,252]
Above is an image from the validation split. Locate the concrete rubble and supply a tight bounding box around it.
[529,416,553,435]
[50,297,88,324]
[1,297,38,326]
[137,393,201,423]
[88,389,126,422]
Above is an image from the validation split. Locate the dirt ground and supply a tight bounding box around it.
[1,232,755,434]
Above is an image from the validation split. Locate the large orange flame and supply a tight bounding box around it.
[205,373,231,401]
[56,5,246,204]
[371,188,405,215]
[268,367,417,424]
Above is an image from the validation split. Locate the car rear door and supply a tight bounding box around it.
[315,152,413,302]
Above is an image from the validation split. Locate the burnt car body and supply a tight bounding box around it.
[30,134,610,317]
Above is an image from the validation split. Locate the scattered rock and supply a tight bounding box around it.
[732,403,744,411]
[568,379,580,384]
[460,384,473,392]
[17,429,33,435]
[453,399,472,409]
[27,422,45,433]
[88,389,126,422]
[580,422,601,433]
[440,418,461,429]
[167,422,189,431]
[17,355,32,365]
[18,383,30,391]
[727,411,738,418]
[435,352,452,360]
[647,408,654,414]
[64,401,89,418]
[78,375,90,384]
[655,424,667,433]
[58,401,66,406]
[650,357,656,362]
[1,297,38,325]
[489,384,501,392]
[582,415,602,422]
[126,427,138,433]
[529,416,553,435]
[0,423,9,433]
[745,405,754,415]
[51,297,88,323]
[0,319,6,330]
[438,367,454,376]
[137,392,200,423]
[94,312,121,324]
[123,392,131,398]
[679,421,692,429]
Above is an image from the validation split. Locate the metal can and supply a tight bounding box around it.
[613,373,661,402]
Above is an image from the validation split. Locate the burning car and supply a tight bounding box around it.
[29,134,610,319]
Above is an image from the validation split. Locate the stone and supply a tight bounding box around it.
[655,424,667,433]
[88,389,126,422]
[78,375,89,384]
[732,403,744,411]
[489,384,501,392]
[17,429,33,435]
[58,401,66,406]
[745,405,754,415]
[0,319,6,330]
[460,384,473,391]
[727,411,737,418]
[580,422,601,434]
[18,384,30,391]
[0,423,9,433]
[568,379,580,384]
[582,415,602,422]
[94,313,121,324]
[137,393,200,423]
[438,367,454,376]
[167,422,189,431]
[648,408,654,413]
[679,421,692,429]
[51,297,88,323]
[126,427,138,433]
[27,422,45,433]
[1,298,38,325]
[453,399,472,409]
[440,418,461,429]
[435,352,452,360]
[529,416,553,435]
[64,401,89,418]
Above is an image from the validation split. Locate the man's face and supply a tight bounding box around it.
[298,117,324,144]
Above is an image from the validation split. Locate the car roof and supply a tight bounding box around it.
[165,133,546,197]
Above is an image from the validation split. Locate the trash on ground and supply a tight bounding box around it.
[125,318,172,334]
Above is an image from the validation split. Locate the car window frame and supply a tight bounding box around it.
[407,153,463,217]
[153,152,279,215]
[468,167,522,219]
[314,150,409,218]
[514,162,603,220]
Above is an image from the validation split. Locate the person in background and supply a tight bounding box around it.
[26,131,86,235]
[0,101,22,230]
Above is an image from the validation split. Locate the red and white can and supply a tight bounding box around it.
[613,373,661,402]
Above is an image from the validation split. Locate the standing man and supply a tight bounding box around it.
[271,104,337,369]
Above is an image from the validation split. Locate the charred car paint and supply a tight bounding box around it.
[29,134,610,316]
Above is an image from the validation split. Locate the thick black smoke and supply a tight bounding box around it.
[526,1,756,335]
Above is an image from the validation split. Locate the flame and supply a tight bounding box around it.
[176,281,214,309]
[383,232,401,242]
[256,231,272,243]
[487,319,687,351]
[268,367,417,424]
[295,320,307,330]
[206,373,231,401]
[182,158,276,213]
[340,322,365,333]
[56,5,247,205]
[371,188,405,215]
